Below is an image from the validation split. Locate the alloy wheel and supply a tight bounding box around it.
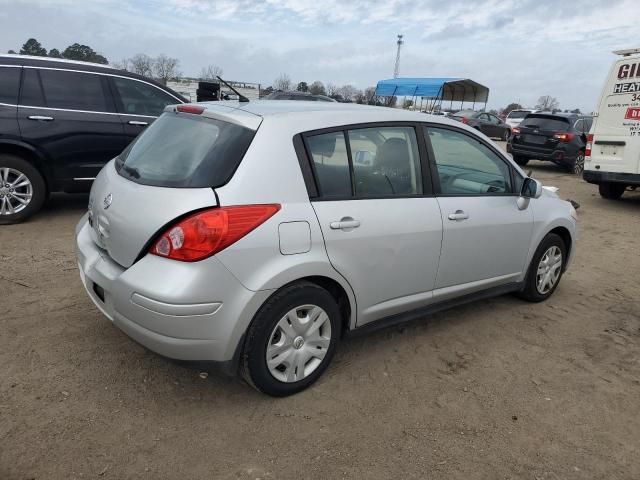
[266,304,332,383]
[0,167,33,216]
[536,246,563,294]
[573,153,585,174]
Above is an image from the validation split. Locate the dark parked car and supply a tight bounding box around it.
[0,54,186,224]
[450,110,511,140]
[264,91,336,102]
[507,113,593,174]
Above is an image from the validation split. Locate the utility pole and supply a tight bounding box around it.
[394,34,403,78]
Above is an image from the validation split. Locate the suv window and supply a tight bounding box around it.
[38,69,110,112]
[521,115,570,131]
[20,68,45,107]
[113,76,178,116]
[348,126,421,196]
[307,131,352,198]
[0,67,21,105]
[426,127,512,195]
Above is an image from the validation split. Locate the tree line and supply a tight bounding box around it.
[8,38,108,64]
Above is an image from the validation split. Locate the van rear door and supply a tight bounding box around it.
[590,56,640,174]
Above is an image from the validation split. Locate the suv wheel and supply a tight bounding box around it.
[241,281,341,396]
[502,129,510,141]
[0,154,46,225]
[518,233,566,302]
[572,152,585,174]
[513,155,529,166]
[598,182,626,200]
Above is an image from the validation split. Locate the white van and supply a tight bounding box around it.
[505,109,537,129]
[584,48,640,199]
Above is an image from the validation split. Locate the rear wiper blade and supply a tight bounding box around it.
[122,164,140,179]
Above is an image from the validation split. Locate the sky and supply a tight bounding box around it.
[1,0,637,112]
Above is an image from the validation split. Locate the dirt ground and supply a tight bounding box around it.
[2,149,640,479]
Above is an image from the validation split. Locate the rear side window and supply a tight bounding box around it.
[113,77,178,116]
[38,69,110,112]
[20,68,45,107]
[0,67,21,104]
[307,132,352,198]
[521,115,570,131]
[116,113,255,188]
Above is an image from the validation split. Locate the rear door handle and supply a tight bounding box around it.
[27,115,54,121]
[127,120,148,126]
[330,219,360,230]
[448,210,469,221]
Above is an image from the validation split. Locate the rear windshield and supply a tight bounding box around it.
[116,113,255,188]
[507,110,530,119]
[520,115,570,131]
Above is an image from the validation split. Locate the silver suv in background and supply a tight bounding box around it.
[505,109,537,129]
[76,101,578,396]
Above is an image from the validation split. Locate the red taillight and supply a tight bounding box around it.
[176,104,205,115]
[461,117,469,124]
[585,133,593,157]
[512,127,520,135]
[553,132,575,142]
[150,204,281,262]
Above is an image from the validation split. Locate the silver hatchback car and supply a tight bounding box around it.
[76,101,578,396]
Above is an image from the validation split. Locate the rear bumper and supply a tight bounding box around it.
[583,170,640,186]
[75,215,274,367]
[507,143,580,165]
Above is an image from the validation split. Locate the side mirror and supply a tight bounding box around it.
[521,177,542,199]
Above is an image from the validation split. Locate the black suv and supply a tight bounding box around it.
[507,113,592,173]
[0,55,186,224]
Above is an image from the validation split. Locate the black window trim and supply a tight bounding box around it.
[297,121,435,201]
[422,122,523,197]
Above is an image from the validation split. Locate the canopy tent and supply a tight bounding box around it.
[374,77,489,111]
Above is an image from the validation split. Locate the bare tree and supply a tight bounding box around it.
[364,86,376,104]
[129,53,154,77]
[200,64,223,80]
[326,83,339,97]
[154,54,181,85]
[111,58,130,71]
[337,85,358,102]
[308,81,326,96]
[535,95,559,111]
[273,73,291,91]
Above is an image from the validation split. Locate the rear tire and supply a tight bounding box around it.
[513,155,529,166]
[518,233,566,303]
[572,152,585,174]
[0,154,46,225]
[241,281,341,396]
[502,129,511,141]
[598,182,626,200]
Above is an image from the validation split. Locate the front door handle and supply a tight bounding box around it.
[330,218,360,230]
[448,210,469,221]
[27,115,54,121]
[128,120,149,126]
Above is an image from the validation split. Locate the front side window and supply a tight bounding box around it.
[113,77,178,116]
[348,126,422,196]
[38,69,110,111]
[0,67,21,105]
[426,127,512,195]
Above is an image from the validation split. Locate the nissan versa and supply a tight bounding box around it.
[76,101,578,396]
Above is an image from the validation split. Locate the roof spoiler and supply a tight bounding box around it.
[613,48,640,57]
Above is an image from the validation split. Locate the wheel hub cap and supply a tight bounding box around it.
[536,246,563,294]
[266,304,332,383]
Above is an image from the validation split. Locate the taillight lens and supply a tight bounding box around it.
[150,204,280,262]
[512,127,520,135]
[585,133,593,157]
[176,105,205,115]
[461,117,469,124]
[553,132,575,142]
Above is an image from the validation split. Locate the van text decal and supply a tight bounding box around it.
[624,107,640,120]
[618,63,640,79]
[613,82,640,94]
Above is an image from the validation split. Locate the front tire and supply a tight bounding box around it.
[0,154,46,225]
[241,281,341,396]
[518,233,566,302]
[572,152,585,174]
[598,182,626,200]
[502,129,511,141]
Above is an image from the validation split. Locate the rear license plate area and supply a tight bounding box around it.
[524,134,547,144]
[93,283,106,303]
